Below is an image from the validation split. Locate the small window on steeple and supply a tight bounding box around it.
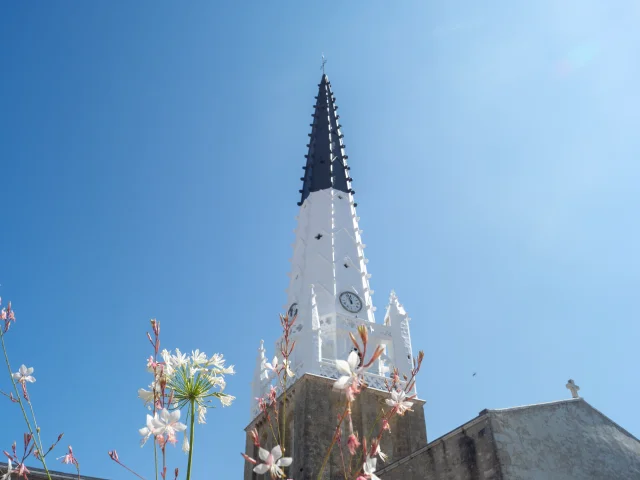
[315,234,323,240]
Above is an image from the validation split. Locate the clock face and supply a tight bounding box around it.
[287,302,298,319]
[339,292,363,313]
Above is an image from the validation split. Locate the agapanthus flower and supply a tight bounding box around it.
[191,349,207,365]
[207,352,234,374]
[252,445,292,478]
[197,404,207,424]
[171,349,188,368]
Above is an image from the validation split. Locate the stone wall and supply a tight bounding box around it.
[244,374,427,480]
[379,414,502,480]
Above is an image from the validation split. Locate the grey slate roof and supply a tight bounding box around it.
[298,74,351,205]
[0,462,108,480]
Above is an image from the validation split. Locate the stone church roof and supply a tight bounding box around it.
[377,398,640,480]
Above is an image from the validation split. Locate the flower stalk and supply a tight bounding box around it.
[186,399,196,480]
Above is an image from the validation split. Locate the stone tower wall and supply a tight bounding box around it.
[244,374,427,480]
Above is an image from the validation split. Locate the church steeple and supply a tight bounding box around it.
[248,72,417,421]
[298,74,351,206]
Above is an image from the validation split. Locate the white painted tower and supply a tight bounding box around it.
[250,74,416,418]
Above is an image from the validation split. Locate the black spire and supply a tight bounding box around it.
[298,74,350,205]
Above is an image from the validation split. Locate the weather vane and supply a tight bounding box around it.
[321,54,327,75]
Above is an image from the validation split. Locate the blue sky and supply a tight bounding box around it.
[1,1,639,478]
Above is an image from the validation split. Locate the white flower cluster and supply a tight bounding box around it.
[137,348,235,450]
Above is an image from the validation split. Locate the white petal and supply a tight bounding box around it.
[173,422,187,432]
[253,464,269,475]
[277,457,292,467]
[168,409,181,424]
[332,376,351,391]
[157,408,168,422]
[271,445,283,462]
[347,351,359,370]
[385,398,396,407]
[258,447,270,462]
[335,359,351,376]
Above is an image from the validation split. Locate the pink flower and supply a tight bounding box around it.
[382,419,391,432]
[385,389,414,416]
[150,409,187,445]
[57,446,78,467]
[15,461,30,479]
[347,434,361,456]
[250,428,260,447]
[252,445,292,478]
[1,300,15,333]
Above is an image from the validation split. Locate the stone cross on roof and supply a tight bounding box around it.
[566,379,580,398]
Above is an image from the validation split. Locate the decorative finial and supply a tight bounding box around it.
[321,53,327,75]
[566,379,580,399]
[259,339,265,351]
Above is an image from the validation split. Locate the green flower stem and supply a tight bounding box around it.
[281,372,287,452]
[186,399,196,480]
[153,442,158,480]
[27,399,47,464]
[0,329,52,480]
